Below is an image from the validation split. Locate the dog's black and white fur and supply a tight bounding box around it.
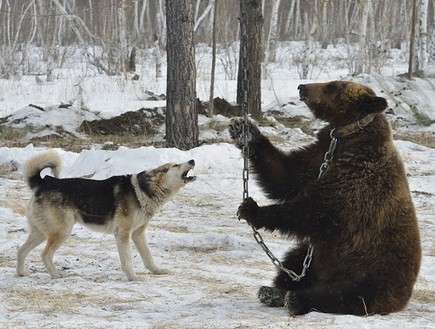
[17,151,196,280]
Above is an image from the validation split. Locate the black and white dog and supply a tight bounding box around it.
[17,151,196,280]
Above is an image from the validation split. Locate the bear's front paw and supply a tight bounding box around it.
[229,119,262,149]
[237,197,261,228]
[258,286,285,307]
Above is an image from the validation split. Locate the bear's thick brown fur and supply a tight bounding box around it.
[229,80,421,316]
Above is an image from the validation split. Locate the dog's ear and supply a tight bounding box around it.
[136,172,154,198]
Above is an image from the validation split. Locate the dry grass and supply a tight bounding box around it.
[394,130,435,148]
[4,284,152,315]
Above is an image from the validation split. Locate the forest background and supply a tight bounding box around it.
[1,0,435,82]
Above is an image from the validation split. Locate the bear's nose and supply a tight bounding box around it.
[298,84,308,98]
[188,159,195,166]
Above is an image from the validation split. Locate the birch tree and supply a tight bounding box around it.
[428,22,435,64]
[354,0,370,75]
[118,0,129,77]
[208,0,219,117]
[419,0,429,71]
[409,0,418,78]
[263,0,280,77]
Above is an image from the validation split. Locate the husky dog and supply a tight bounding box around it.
[17,151,196,281]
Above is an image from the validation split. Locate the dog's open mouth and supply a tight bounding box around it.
[182,169,196,183]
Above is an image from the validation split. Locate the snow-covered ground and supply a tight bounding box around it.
[0,43,434,328]
[0,141,434,329]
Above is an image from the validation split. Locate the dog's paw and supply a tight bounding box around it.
[258,286,286,307]
[229,119,262,149]
[125,273,140,281]
[48,270,65,279]
[16,270,29,277]
[151,267,169,275]
[284,291,306,316]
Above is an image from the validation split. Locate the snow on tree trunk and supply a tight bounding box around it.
[165,0,198,150]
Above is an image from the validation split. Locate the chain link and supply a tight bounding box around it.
[238,11,312,282]
[241,11,249,202]
[318,128,338,179]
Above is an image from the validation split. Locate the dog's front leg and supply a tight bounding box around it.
[114,230,138,281]
[132,226,168,275]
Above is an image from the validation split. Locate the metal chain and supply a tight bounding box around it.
[318,128,338,179]
[241,11,249,202]
[239,11,312,282]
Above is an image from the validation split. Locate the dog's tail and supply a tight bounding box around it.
[23,151,62,189]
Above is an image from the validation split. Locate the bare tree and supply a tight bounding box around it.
[237,0,263,119]
[354,0,371,75]
[118,0,129,77]
[262,0,280,78]
[428,21,435,64]
[165,0,198,150]
[208,0,220,117]
[419,0,429,71]
[409,0,418,78]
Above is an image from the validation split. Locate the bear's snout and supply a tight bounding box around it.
[298,84,308,100]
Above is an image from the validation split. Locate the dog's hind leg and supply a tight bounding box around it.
[17,225,46,276]
[41,226,73,279]
[132,225,167,275]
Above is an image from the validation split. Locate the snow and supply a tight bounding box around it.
[1,43,435,328]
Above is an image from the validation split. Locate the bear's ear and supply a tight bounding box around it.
[358,95,388,113]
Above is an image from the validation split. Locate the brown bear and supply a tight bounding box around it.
[229,80,421,316]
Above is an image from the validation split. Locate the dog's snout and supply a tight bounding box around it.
[188,159,195,166]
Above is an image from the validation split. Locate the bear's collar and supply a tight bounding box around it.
[333,113,377,138]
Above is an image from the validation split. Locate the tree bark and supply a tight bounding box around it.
[419,0,429,71]
[408,0,418,78]
[209,0,220,117]
[354,0,370,75]
[237,0,263,119]
[263,0,280,77]
[165,0,198,150]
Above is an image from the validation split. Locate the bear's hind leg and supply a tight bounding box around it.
[284,274,372,316]
[259,244,312,307]
[273,244,312,290]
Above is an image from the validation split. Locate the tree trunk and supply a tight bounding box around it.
[237,0,263,119]
[266,0,281,63]
[118,0,128,77]
[428,22,435,63]
[209,0,220,117]
[419,0,429,71]
[408,0,418,78]
[165,0,198,150]
[354,0,370,75]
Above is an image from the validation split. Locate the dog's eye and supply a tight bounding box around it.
[172,164,179,168]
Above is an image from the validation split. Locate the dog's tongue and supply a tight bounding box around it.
[182,170,196,182]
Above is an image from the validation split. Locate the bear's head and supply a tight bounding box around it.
[298,81,388,127]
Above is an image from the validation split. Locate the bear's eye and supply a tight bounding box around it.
[325,84,338,92]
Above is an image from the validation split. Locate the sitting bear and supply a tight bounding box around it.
[229,80,421,316]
